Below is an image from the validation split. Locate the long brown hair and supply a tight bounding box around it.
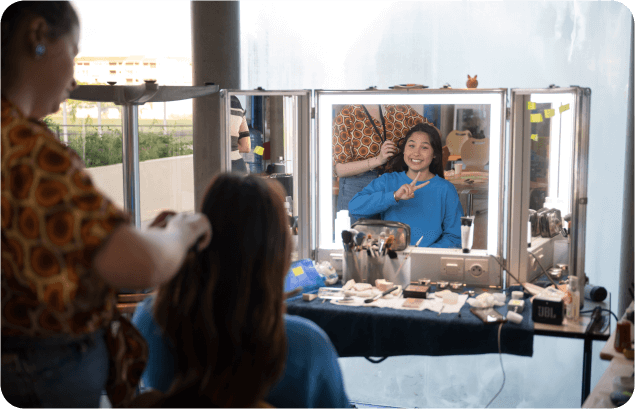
[385,122,445,179]
[154,174,291,407]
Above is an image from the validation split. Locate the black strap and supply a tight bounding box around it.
[362,105,387,143]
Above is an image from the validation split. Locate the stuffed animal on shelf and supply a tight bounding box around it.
[467,75,478,88]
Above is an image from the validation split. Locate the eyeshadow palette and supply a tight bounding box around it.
[403,284,429,299]
[402,298,425,309]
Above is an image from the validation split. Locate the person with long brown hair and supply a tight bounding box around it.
[349,122,463,248]
[132,174,349,408]
[1,2,211,407]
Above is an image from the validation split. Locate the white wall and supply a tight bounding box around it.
[85,155,195,224]
[241,0,633,300]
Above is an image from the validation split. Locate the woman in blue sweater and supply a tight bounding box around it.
[131,174,348,408]
[349,123,463,248]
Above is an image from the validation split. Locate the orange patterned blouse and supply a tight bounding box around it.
[1,98,127,338]
[332,104,428,172]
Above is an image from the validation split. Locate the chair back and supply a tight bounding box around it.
[445,130,471,156]
[460,137,489,171]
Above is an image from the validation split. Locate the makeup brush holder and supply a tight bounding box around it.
[342,250,366,283]
[360,251,411,288]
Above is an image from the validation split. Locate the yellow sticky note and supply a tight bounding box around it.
[559,104,570,113]
[531,134,538,141]
[527,101,536,110]
[530,113,543,123]
[253,146,264,155]
[292,266,304,277]
[544,109,555,118]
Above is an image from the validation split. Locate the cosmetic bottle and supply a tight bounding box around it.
[565,276,580,322]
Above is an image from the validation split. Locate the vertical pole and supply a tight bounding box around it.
[97,101,102,137]
[163,101,168,135]
[191,1,241,208]
[122,104,141,228]
[62,101,68,143]
[82,119,86,162]
[618,19,634,317]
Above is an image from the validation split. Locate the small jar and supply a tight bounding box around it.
[450,282,463,290]
[548,267,562,280]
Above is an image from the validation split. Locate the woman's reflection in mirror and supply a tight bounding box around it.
[332,104,429,223]
[348,123,463,248]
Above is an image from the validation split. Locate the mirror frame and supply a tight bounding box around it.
[508,87,591,283]
[312,89,509,264]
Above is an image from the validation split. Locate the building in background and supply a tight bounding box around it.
[71,56,193,119]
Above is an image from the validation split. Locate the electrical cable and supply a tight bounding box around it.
[527,253,559,287]
[485,322,506,408]
[580,308,619,322]
[491,256,529,293]
[580,308,619,333]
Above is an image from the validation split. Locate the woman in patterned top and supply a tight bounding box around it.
[332,104,427,222]
[0,2,211,407]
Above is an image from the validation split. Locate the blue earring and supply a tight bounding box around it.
[35,44,46,57]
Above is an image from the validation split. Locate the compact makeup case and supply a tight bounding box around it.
[536,208,562,238]
[351,220,411,251]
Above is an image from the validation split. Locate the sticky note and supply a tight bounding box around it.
[527,101,536,110]
[531,134,538,141]
[559,104,570,113]
[544,109,555,118]
[254,146,265,155]
[292,266,304,277]
[530,113,543,123]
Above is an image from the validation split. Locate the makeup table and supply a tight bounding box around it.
[286,283,611,405]
[286,284,534,358]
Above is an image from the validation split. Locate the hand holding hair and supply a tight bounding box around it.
[165,212,213,251]
[378,140,398,163]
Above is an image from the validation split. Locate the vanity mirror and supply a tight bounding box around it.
[220,90,312,259]
[314,89,508,287]
[508,87,591,284]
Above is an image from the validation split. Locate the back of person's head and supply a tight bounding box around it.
[1,1,78,79]
[387,121,445,178]
[154,173,291,407]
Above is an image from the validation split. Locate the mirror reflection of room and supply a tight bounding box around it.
[331,102,492,250]
[524,93,575,255]
[228,94,299,243]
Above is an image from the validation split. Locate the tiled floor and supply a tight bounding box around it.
[99,337,610,408]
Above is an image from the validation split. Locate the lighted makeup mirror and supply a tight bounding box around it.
[508,87,591,284]
[314,89,508,287]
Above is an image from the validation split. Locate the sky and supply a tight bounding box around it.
[73,0,192,58]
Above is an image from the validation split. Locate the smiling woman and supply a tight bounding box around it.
[348,123,463,248]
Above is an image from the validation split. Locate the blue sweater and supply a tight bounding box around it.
[132,296,349,408]
[348,172,463,248]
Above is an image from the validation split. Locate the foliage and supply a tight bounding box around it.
[66,128,192,168]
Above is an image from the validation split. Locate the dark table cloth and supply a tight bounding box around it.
[285,285,534,358]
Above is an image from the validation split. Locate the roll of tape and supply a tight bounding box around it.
[511,291,524,300]
[507,311,523,324]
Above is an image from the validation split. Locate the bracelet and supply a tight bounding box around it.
[393,192,399,202]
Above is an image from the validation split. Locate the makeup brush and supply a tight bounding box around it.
[394,236,424,276]
[355,231,367,248]
[385,235,398,259]
[364,286,399,303]
[378,232,387,256]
